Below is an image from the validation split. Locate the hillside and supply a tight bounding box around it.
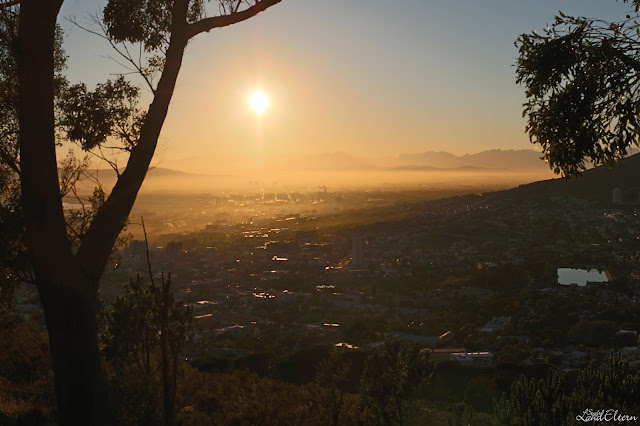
[502,153,640,204]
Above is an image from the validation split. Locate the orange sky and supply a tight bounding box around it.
[59,0,634,174]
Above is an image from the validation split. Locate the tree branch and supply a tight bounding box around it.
[75,0,191,280]
[0,146,20,174]
[68,16,157,94]
[0,0,20,10]
[186,0,282,39]
[603,39,640,73]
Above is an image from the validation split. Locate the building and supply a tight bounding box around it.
[480,316,511,333]
[613,188,622,204]
[165,241,183,257]
[450,352,495,368]
[421,348,467,362]
[296,229,319,244]
[420,348,495,368]
[351,235,365,269]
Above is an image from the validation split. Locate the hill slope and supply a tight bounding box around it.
[503,153,640,204]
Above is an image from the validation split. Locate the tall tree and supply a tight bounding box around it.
[103,273,192,425]
[516,0,640,176]
[12,0,283,423]
[359,338,434,425]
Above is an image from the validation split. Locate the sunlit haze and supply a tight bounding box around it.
[58,0,634,175]
[250,91,269,115]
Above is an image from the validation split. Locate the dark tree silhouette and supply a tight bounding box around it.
[516,0,640,176]
[507,354,640,425]
[12,0,283,423]
[359,338,434,425]
[103,273,192,425]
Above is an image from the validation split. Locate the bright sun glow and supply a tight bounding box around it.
[250,91,269,114]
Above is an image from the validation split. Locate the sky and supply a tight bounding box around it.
[57,0,636,173]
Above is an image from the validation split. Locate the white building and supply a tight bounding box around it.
[480,316,511,333]
[450,352,495,368]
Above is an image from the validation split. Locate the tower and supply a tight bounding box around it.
[351,236,365,269]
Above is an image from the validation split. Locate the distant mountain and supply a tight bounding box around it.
[82,167,199,179]
[396,149,548,170]
[393,165,506,171]
[276,149,546,171]
[503,153,640,203]
[396,151,461,168]
[147,167,196,177]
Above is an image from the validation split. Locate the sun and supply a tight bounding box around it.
[249,91,269,114]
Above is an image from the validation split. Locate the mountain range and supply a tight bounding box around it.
[394,149,549,170]
[291,149,551,171]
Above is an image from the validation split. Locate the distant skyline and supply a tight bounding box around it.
[58,0,634,173]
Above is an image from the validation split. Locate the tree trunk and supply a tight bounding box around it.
[37,273,111,426]
[17,1,112,424]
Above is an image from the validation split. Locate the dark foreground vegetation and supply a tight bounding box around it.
[2,270,640,425]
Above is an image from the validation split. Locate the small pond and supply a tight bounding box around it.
[557,268,609,286]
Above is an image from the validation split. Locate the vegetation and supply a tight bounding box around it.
[102,274,192,425]
[516,0,640,176]
[505,353,640,425]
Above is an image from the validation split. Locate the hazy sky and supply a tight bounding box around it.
[58,0,634,173]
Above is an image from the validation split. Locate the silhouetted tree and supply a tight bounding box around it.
[307,350,351,426]
[516,0,640,176]
[508,353,640,425]
[447,401,474,426]
[0,169,23,311]
[566,353,640,420]
[11,0,284,423]
[0,2,66,310]
[359,338,434,425]
[103,274,191,425]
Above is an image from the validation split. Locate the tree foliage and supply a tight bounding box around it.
[0,170,26,309]
[59,77,145,152]
[0,4,66,174]
[306,351,352,426]
[516,0,640,176]
[507,353,640,425]
[103,274,192,425]
[359,338,434,425]
[103,0,205,51]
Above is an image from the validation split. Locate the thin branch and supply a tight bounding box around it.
[70,184,87,216]
[103,55,138,74]
[0,0,20,10]
[0,147,20,174]
[66,16,157,94]
[141,216,155,287]
[98,145,120,176]
[603,39,640,73]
